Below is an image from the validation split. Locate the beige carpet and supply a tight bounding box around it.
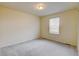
[0,39,77,56]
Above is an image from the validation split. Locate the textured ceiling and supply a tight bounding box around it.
[0,2,79,16]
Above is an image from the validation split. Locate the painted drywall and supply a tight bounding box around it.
[40,9,78,46]
[0,6,40,48]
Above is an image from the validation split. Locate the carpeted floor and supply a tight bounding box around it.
[0,39,77,56]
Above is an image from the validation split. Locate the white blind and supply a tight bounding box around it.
[49,17,60,34]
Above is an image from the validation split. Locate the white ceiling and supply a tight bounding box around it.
[0,2,79,16]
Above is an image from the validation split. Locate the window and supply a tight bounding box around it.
[49,17,60,34]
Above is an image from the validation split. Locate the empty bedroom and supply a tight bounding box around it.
[0,2,79,56]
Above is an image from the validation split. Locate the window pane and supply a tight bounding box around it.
[49,17,60,34]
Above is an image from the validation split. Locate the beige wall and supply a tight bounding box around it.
[0,6,40,48]
[40,9,78,46]
[77,9,79,55]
